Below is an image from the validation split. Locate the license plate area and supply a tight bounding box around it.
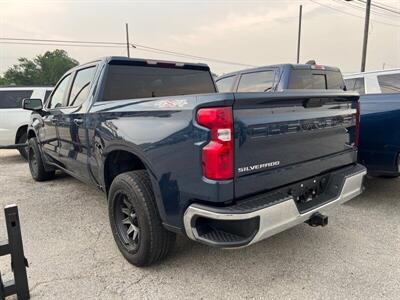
[288,174,334,212]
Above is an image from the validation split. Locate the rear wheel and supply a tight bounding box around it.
[17,132,28,160]
[28,138,55,181]
[108,170,175,267]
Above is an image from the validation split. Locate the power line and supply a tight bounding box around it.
[374,0,400,12]
[350,0,400,18]
[0,37,256,67]
[0,41,124,48]
[0,37,125,45]
[331,0,400,19]
[132,43,256,67]
[309,0,400,27]
[356,0,400,15]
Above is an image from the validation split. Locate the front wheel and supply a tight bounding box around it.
[28,138,55,181]
[108,170,175,267]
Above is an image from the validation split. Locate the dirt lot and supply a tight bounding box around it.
[0,149,399,299]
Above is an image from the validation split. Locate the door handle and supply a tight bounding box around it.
[73,118,84,126]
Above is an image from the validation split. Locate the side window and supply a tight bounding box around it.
[237,71,275,92]
[68,67,96,107]
[377,74,400,94]
[345,79,356,91]
[216,76,236,92]
[344,78,364,95]
[354,78,365,95]
[49,74,71,109]
[0,90,33,109]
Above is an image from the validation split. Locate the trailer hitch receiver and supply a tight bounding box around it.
[306,212,328,227]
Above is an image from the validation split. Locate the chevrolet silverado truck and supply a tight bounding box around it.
[22,57,366,266]
[344,70,400,177]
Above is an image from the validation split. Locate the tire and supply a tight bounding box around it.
[108,170,176,267]
[28,137,55,181]
[17,132,28,160]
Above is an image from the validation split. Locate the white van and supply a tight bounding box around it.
[0,86,53,159]
[344,68,400,95]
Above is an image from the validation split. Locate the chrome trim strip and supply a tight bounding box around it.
[183,167,366,247]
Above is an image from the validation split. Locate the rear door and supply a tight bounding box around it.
[233,91,359,198]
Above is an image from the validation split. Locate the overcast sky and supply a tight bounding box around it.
[0,0,399,76]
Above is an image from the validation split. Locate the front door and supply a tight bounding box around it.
[40,73,72,160]
[57,66,97,181]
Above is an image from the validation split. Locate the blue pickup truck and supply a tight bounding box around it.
[215,63,346,93]
[344,70,400,177]
[22,57,366,266]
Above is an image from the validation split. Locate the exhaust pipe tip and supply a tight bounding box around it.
[307,212,328,227]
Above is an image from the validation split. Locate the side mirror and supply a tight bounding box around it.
[22,98,43,111]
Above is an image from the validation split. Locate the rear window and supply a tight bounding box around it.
[0,90,33,109]
[216,75,236,92]
[288,70,345,90]
[237,71,275,92]
[377,73,400,94]
[102,65,216,101]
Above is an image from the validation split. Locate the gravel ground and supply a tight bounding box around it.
[0,149,399,300]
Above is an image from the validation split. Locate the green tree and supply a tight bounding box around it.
[1,49,79,86]
[0,75,7,86]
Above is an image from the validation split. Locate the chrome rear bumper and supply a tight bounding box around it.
[183,164,366,248]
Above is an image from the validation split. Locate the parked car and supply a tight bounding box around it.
[23,57,366,266]
[344,69,400,176]
[344,68,400,95]
[0,86,53,159]
[215,63,346,92]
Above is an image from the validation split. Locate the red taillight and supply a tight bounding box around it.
[355,101,360,147]
[197,107,233,180]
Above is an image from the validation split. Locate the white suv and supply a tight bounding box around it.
[0,86,53,159]
[344,68,400,94]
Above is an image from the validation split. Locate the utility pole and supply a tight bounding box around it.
[345,0,371,71]
[297,5,302,64]
[361,0,371,72]
[125,23,130,58]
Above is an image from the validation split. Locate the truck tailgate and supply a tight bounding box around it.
[233,91,359,198]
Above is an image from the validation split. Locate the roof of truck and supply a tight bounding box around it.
[217,63,341,80]
[74,56,210,72]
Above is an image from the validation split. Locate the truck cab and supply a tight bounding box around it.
[216,63,345,93]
